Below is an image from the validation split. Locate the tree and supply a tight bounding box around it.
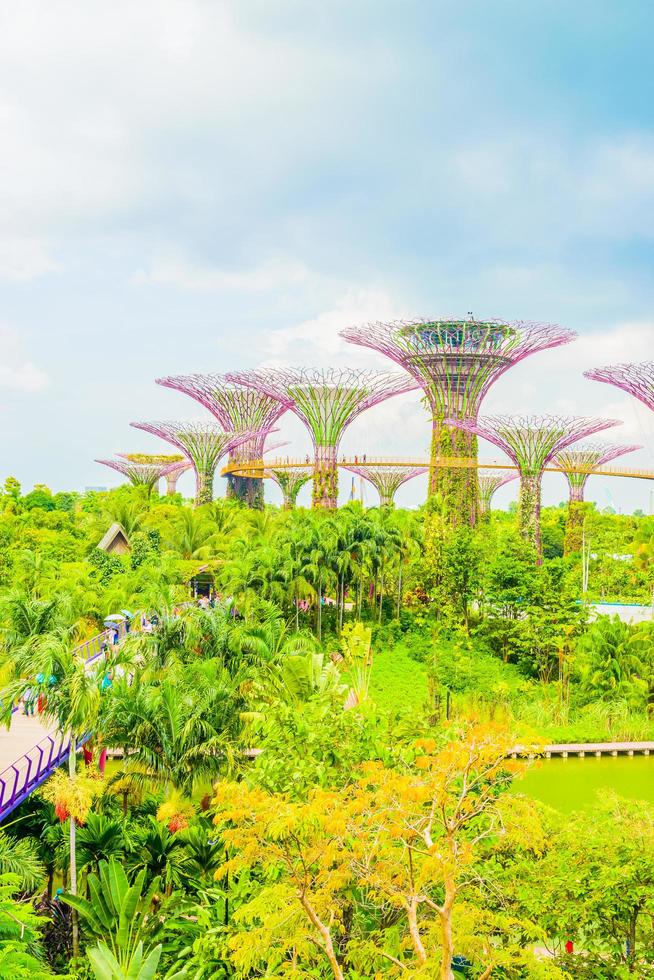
[0,873,54,978]
[212,725,545,979]
[527,794,654,975]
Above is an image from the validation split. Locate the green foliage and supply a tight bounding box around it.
[62,858,162,978]
[0,873,54,978]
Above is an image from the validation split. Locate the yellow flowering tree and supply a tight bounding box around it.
[212,725,559,979]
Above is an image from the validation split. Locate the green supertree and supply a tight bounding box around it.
[448,415,620,559]
[341,318,576,525]
[553,443,641,553]
[130,421,253,506]
[226,367,416,509]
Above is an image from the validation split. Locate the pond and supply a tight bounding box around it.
[517,755,654,813]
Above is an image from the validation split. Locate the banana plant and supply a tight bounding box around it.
[61,857,164,979]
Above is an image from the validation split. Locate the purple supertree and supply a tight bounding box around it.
[477,470,519,518]
[446,415,621,557]
[225,368,417,509]
[553,442,642,554]
[130,421,254,506]
[118,453,191,495]
[341,463,428,507]
[156,373,291,508]
[340,317,576,524]
[95,457,185,496]
[584,362,654,413]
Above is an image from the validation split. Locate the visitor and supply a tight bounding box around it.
[564,940,574,955]
[23,687,36,717]
[101,668,114,692]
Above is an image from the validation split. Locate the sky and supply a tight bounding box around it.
[1,0,653,511]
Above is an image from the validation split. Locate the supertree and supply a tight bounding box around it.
[155,373,290,508]
[584,361,654,413]
[95,457,185,496]
[340,317,576,524]
[553,443,642,553]
[477,470,518,518]
[130,421,253,506]
[341,463,428,507]
[446,415,621,557]
[225,368,417,509]
[266,465,314,510]
[119,453,191,495]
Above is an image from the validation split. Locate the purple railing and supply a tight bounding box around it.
[0,619,134,821]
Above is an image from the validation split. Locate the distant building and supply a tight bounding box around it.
[97,522,131,555]
[85,486,108,493]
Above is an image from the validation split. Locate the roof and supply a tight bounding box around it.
[97,522,130,552]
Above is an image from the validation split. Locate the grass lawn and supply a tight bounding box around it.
[369,642,429,715]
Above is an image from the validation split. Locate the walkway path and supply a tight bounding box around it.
[0,622,131,821]
[512,740,654,758]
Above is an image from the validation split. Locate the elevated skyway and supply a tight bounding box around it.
[222,455,654,482]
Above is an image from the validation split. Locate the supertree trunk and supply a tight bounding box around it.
[227,473,265,509]
[428,419,478,526]
[312,445,338,509]
[165,471,181,495]
[518,474,542,558]
[564,502,587,555]
[195,467,214,507]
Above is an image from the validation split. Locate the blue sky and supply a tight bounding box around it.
[1,0,653,510]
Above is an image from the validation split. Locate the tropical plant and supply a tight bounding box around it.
[62,858,164,979]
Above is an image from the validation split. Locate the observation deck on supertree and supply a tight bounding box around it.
[266,465,313,510]
[225,367,417,509]
[446,415,620,558]
[340,317,576,525]
[129,421,254,506]
[95,457,185,496]
[119,453,191,495]
[477,470,518,518]
[341,463,428,507]
[553,443,642,553]
[156,373,291,508]
[584,361,654,413]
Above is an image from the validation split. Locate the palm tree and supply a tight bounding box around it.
[228,600,316,666]
[105,675,237,798]
[127,818,188,896]
[76,812,126,877]
[169,508,215,560]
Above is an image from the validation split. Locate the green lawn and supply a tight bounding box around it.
[369,642,429,715]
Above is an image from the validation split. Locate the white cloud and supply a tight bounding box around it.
[0,237,60,281]
[132,251,311,292]
[0,326,48,392]
[260,288,401,364]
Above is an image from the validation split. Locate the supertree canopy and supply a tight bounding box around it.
[225,367,417,509]
[553,442,642,554]
[477,470,518,518]
[95,457,185,495]
[130,421,253,506]
[156,373,291,508]
[584,361,654,413]
[341,463,428,507]
[119,453,191,495]
[340,317,576,524]
[447,415,620,556]
[266,465,313,510]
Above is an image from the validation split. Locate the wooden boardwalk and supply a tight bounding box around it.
[512,741,654,759]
